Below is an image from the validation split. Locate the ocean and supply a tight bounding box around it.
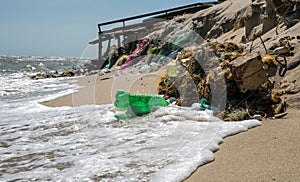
[0,55,261,182]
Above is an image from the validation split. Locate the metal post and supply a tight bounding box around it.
[104,38,112,57]
[117,35,121,47]
[98,32,103,61]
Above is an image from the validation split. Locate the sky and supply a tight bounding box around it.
[0,0,212,58]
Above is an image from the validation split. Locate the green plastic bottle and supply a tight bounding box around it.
[114,90,169,119]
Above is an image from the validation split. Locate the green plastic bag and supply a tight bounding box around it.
[114,90,169,119]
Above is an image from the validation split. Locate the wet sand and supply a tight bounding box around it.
[42,74,300,182]
[185,108,300,181]
[42,71,163,107]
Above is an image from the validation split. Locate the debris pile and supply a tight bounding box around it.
[34,0,300,122]
[101,0,300,121]
[272,0,300,28]
[102,0,300,121]
[104,28,297,122]
[158,40,291,121]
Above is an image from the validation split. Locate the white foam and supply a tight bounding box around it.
[149,106,261,181]
[0,73,261,181]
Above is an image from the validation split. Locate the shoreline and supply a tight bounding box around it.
[42,73,300,181]
[185,108,300,181]
[42,70,164,107]
[41,0,300,180]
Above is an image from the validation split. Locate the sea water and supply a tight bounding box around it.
[0,55,261,182]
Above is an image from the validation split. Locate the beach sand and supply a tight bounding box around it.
[42,73,300,181]
[41,1,300,180]
[185,108,300,181]
[42,71,163,107]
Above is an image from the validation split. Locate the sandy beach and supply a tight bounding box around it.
[42,0,300,180]
[186,108,300,181]
[2,0,300,180]
[42,72,300,181]
[42,70,163,107]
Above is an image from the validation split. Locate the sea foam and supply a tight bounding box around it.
[0,56,261,181]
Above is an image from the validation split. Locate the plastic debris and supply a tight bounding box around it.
[156,40,289,121]
[199,98,211,110]
[114,90,169,119]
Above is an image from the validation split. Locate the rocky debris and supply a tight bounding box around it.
[99,0,300,121]
[272,0,300,27]
[242,0,278,41]
[30,68,84,80]
[185,0,299,42]
[231,53,268,93]
[157,40,290,121]
[30,58,109,79]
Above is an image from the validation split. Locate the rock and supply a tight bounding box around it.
[230,53,268,93]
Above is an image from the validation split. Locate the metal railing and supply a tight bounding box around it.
[97,1,219,33]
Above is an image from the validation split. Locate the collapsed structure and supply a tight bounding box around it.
[33,0,300,121]
[92,0,299,121]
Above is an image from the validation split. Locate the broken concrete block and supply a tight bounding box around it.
[230,53,268,93]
